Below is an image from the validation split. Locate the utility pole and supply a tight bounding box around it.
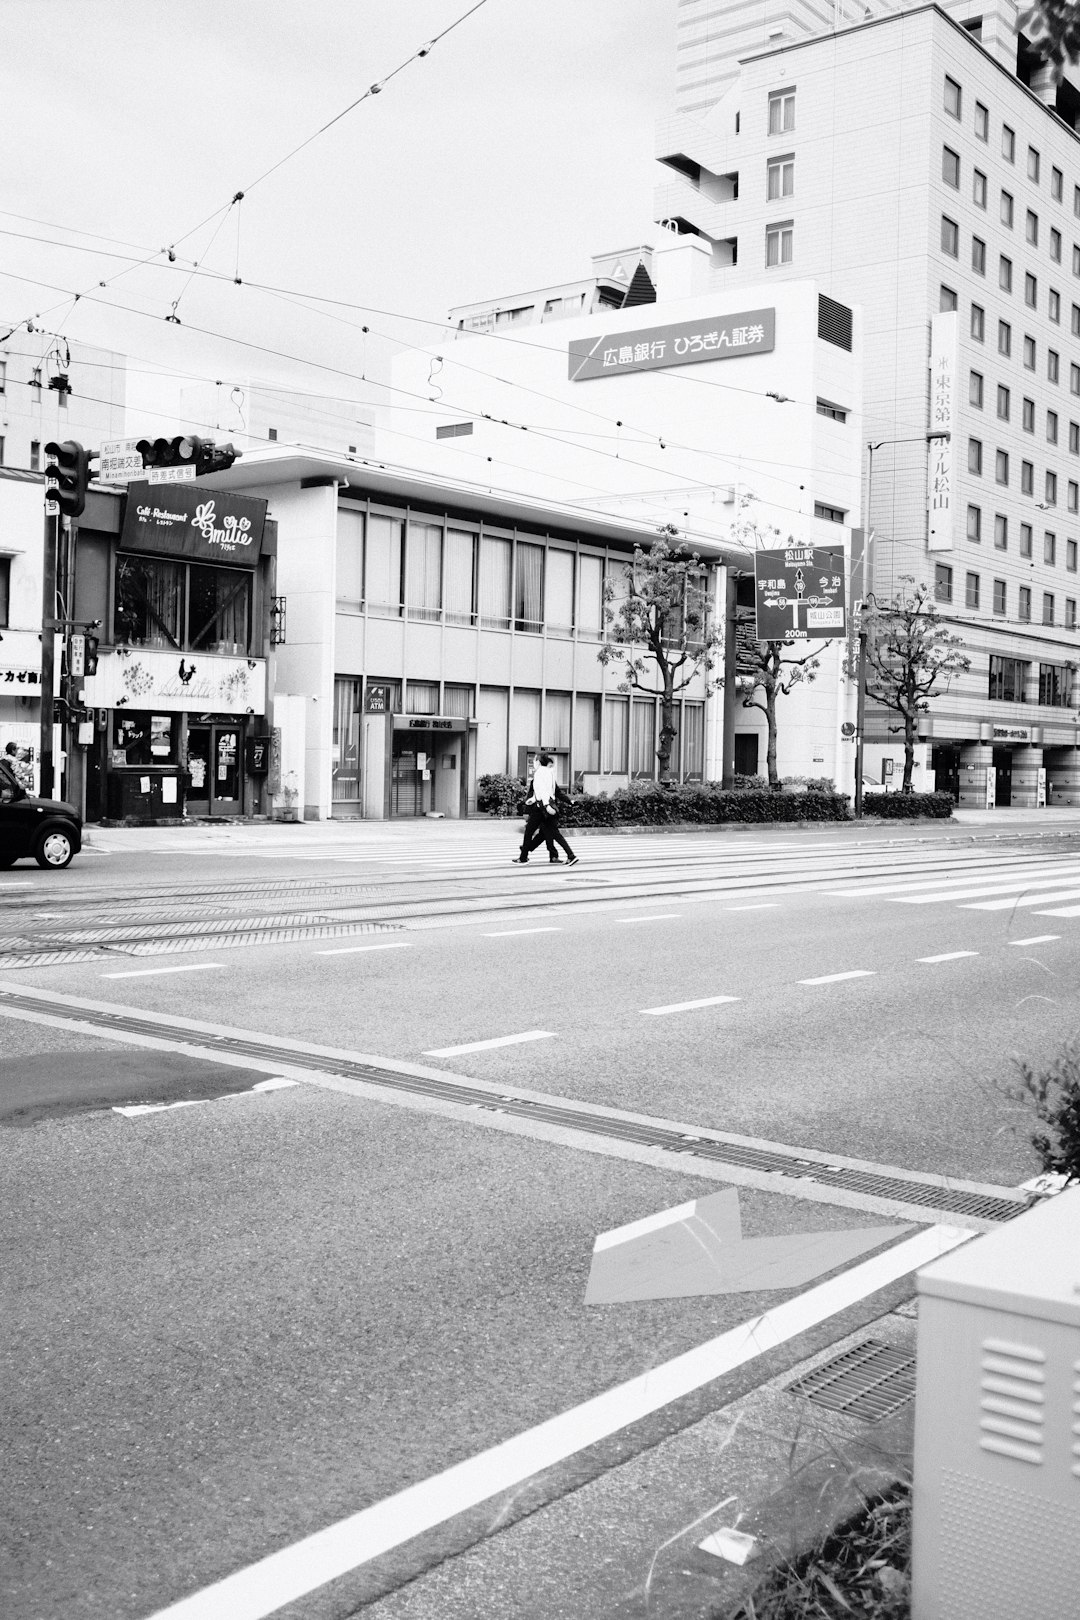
[721,567,738,788]
[39,508,59,800]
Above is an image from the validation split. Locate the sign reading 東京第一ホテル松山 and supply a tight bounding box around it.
[568,309,775,381]
[927,310,957,552]
[754,546,847,641]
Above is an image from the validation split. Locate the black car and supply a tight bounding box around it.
[0,789,82,869]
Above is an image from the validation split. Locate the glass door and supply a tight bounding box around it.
[214,728,241,811]
[185,724,242,817]
[186,726,211,816]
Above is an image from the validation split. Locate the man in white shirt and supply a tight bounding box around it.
[512,752,578,866]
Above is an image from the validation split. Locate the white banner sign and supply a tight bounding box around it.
[84,648,267,715]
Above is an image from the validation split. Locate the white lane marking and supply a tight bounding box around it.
[1009,935,1060,946]
[101,963,224,980]
[798,970,874,985]
[962,887,1080,911]
[640,995,740,1017]
[142,1224,973,1620]
[114,1078,300,1117]
[482,927,562,937]
[917,951,979,964]
[724,903,780,911]
[1034,904,1080,917]
[825,861,1080,898]
[593,1199,698,1252]
[618,914,682,924]
[423,1030,556,1057]
[892,873,1080,904]
[0,882,35,888]
[314,943,412,956]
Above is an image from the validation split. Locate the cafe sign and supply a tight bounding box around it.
[84,648,267,715]
[569,308,775,381]
[121,482,267,568]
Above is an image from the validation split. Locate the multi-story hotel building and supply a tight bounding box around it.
[656,0,1080,805]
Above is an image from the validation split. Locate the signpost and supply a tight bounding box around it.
[147,464,197,485]
[97,440,147,485]
[754,546,846,641]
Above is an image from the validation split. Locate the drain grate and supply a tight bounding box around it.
[787,1339,917,1423]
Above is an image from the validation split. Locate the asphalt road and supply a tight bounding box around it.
[1,821,1075,1620]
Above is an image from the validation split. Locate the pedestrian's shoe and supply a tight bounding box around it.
[566,855,579,866]
[512,856,528,864]
[549,857,561,864]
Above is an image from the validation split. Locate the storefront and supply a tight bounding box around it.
[80,481,273,822]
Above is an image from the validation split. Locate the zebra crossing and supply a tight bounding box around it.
[823,852,1080,916]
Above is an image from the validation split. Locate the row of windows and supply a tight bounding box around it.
[944,75,1071,205]
[987,654,1075,706]
[941,218,1074,323]
[942,147,1065,263]
[965,441,1078,509]
[964,503,1080,562]
[937,558,1077,627]
[967,374,1080,441]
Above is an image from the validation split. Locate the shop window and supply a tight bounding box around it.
[573,692,600,774]
[602,696,629,773]
[113,712,178,766]
[630,698,656,777]
[405,681,439,714]
[114,555,184,649]
[442,683,474,718]
[682,702,705,780]
[188,565,250,654]
[332,677,362,802]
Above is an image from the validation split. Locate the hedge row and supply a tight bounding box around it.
[862,789,955,819]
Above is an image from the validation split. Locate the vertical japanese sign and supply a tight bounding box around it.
[927,311,957,552]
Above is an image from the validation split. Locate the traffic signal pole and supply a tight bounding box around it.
[39,508,59,800]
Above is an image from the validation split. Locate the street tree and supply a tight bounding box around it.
[598,526,723,782]
[846,576,971,791]
[1019,0,1080,75]
[737,637,828,788]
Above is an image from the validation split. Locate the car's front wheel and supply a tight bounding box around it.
[34,828,75,869]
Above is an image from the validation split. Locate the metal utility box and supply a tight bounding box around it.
[912,1186,1080,1619]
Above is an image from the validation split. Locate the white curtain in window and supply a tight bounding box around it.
[544,691,572,748]
[477,686,509,776]
[631,699,656,777]
[406,681,439,714]
[332,677,362,800]
[573,694,600,773]
[479,536,511,627]
[406,521,442,620]
[366,514,403,614]
[511,689,541,766]
[515,543,544,631]
[602,697,628,773]
[443,683,474,717]
[683,703,704,778]
[335,509,365,608]
[577,555,603,638]
[444,529,475,623]
[545,551,574,634]
[668,704,682,779]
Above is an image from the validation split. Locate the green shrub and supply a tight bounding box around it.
[477,773,527,816]
[862,790,954,819]
[558,782,851,827]
[1014,1039,1080,1186]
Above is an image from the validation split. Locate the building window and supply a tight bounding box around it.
[1040,662,1071,705]
[975,100,988,139]
[1021,522,1033,557]
[1023,396,1035,432]
[1023,334,1036,369]
[1047,469,1058,505]
[944,75,962,118]
[435,422,474,440]
[1045,530,1057,565]
[1051,226,1063,262]
[998,319,1011,355]
[816,399,848,421]
[1049,349,1060,383]
[971,303,985,340]
[940,285,958,311]
[935,563,954,602]
[990,653,1027,699]
[1053,165,1064,201]
[1049,410,1059,444]
[942,146,960,188]
[1022,460,1034,495]
[1069,538,1078,570]
[266,427,277,441]
[968,438,983,474]
[1019,586,1032,622]
[965,571,980,609]
[1068,598,1077,627]
[1025,271,1037,307]
[994,578,1007,616]
[941,216,959,257]
[999,255,1012,292]
[1073,305,1080,336]
[995,448,1009,484]
[1003,124,1015,161]
[1075,183,1080,217]
[113,557,251,654]
[1026,208,1039,245]
[0,556,8,626]
[972,237,986,275]
[767,154,795,199]
[973,168,987,207]
[1071,482,1080,512]
[1050,288,1061,322]
[1028,147,1041,183]
[513,541,544,632]
[1074,243,1080,276]
[768,88,795,133]
[1072,423,1080,455]
[967,504,982,541]
[997,385,1010,421]
[766,221,793,265]
[995,513,1008,549]
[366,513,405,616]
[969,370,983,408]
[813,501,846,522]
[1044,592,1055,624]
[1000,190,1014,227]
[29,439,39,471]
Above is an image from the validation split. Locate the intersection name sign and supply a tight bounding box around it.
[754,546,846,641]
[97,439,146,484]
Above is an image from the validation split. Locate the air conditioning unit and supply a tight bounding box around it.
[911,1185,1080,1619]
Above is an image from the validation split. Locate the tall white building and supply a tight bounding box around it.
[656,0,1080,805]
[0,327,125,472]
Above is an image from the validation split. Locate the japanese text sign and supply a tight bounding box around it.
[754,546,846,641]
[569,309,775,381]
[121,482,267,568]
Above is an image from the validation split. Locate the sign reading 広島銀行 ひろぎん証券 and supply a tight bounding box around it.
[568,309,775,381]
[120,482,268,567]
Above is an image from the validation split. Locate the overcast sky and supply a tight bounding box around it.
[2,0,672,436]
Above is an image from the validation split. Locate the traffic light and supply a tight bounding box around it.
[44,440,90,519]
[84,634,99,676]
[135,436,242,476]
[198,441,241,475]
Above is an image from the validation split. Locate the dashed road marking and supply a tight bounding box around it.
[640,995,740,1017]
[724,903,780,911]
[798,970,874,985]
[314,942,413,956]
[423,1030,556,1057]
[618,914,682,924]
[1009,935,1060,946]
[917,951,979,964]
[482,927,562,937]
[101,962,224,979]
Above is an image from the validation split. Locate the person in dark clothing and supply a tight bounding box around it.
[513,753,560,863]
[527,782,578,865]
[0,746,27,801]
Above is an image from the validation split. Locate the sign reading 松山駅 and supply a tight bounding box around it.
[754,546,847,641]
[568,308,775,381]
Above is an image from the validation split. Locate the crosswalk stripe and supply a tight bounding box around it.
[962,888,1080,911]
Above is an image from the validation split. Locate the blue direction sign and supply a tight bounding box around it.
[753,545,846,641]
